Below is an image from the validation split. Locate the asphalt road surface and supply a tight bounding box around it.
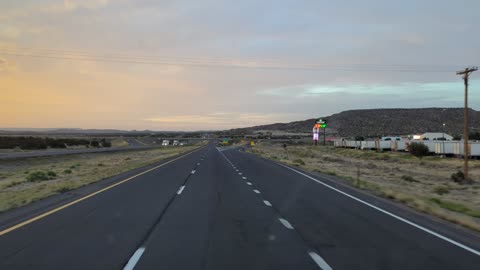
[0,142,479,269]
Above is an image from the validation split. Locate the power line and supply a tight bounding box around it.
[0,47,473,72]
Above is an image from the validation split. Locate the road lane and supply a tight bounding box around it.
[135,146,319,270]
[223,147,480,270]
[0,146,207,270]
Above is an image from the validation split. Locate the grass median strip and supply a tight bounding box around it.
[0,145,201,212]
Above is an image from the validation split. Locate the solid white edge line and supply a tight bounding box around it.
[123,247,146,270]
[278,218,294,229]
[177,185,186,195]
[263,200,272,207]
[253,189,261,194]
[279,163,480,257]
[308,251,333,270]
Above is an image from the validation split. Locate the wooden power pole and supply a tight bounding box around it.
[456,67,478,182]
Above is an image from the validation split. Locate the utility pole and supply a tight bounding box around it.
[456,67,478,182]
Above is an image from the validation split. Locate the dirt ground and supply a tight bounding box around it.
[248,141,480,231]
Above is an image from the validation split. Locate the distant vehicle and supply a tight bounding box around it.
[173,140,179,146]
[162,140,169,146]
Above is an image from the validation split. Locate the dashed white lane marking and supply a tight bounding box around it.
[123,247,146,270]
[253,189,260,194]
[242,176,247,179]
[246,182,252,186]
[308,251,333,270]
[278,218,294,230]
[197,163,200,165]
[238,173,243,175]
[177,185,186,195]
[279,163,480,257]
[191,170,196,174]
[263,200,272,207]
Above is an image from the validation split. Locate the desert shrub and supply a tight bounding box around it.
[90,141,100,147]
[47,171,57,178]
[433,186,450,195]
[451,171,466,183]
[97,163,105,167]
[63,169,72,174]
[293,158,305,165]
[408,142,429,158]
[401,175,418,182]
[26,171,49,182]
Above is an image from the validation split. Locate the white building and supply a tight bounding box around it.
[420,132,453,141]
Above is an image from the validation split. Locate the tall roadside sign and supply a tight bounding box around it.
[313,119,327,146]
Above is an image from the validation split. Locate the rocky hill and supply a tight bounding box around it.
[230,108,480,137]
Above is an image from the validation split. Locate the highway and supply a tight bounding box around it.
[0,142,479,269]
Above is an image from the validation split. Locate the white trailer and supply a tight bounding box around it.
[376,140,391,150]
[411,140,436,153]
[333,139,345,147]
[434,141,456,155]
[345,140,361,148]
[161,140,170,146]
[391,140,410,151]
[453,142,480,156]
[361,141,376,150]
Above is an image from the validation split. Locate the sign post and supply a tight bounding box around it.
[314,119,327,146]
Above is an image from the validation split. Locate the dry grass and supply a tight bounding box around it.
[248,142,480,231]
[0,145,201,212]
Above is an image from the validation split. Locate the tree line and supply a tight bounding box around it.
[0,136,111,150]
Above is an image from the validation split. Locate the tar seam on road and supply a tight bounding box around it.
[123,247,146,270]
[0,147,205,237]
[278,163,480,257]
[121,150,206,269]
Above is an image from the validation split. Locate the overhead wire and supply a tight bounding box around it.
[0,46,471,72]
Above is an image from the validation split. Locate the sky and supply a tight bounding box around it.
[1,0,479,131]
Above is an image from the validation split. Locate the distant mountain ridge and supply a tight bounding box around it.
[230,108,480,137]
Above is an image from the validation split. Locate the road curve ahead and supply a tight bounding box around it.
[0,142,479,269]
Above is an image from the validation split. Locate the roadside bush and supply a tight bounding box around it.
[90,141,100,147]
[26,171,49,182]
[433,186,450,195]
[47,171,57,178]
[97,163,105,167]
[63,169,72,174]
[101,141,112,147]
[451,171,465,183]
[408,142,429,158]
[293,158,305,165]
[401,175,418,183]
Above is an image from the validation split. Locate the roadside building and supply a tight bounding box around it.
[420,132,453,141]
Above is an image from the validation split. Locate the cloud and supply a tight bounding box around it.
[0,25,20,39]
[257,81,474,98]
[44,0,111,13]
[144,112,289,130]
